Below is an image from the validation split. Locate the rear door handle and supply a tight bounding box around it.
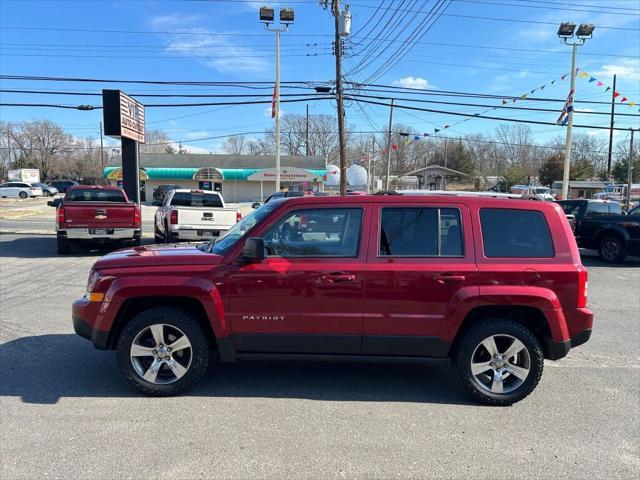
[322,273,356,283]
[434,274,466,284]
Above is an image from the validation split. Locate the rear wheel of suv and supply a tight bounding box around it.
[116,306,210,396]
[454,319,544,406]
[598,236,626,263]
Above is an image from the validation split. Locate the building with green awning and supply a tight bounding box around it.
[104,153,327,203]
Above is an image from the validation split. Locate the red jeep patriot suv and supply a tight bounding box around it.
[73,195,592,405]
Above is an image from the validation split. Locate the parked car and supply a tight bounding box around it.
[154,189,240,243]
[557,199,640,262]
[0,182,43,198]
[252,190,326,208]
[73,195,592,405]
[50,180,79,193]
[49,186,141,254]
[152,184,181,205]
[32,182,58,197]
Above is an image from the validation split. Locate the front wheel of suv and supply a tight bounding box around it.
[598,236,626,263]
[454,319,544,406]
[116,306,210,396]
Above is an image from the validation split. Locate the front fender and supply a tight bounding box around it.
[95,274,228,338]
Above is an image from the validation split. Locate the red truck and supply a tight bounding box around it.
[49,186,141,254]
[73,195,592,405]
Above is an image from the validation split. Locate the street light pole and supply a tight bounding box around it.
[561,43,577,200]
[260,6,294,193]
[557,22,594,200]
[275,28,281,191]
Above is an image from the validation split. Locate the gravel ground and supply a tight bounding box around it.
[0,232,638,480]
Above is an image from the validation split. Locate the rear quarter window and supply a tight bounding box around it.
[480,208,554,258]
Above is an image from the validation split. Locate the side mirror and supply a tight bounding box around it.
[251,202,261,209]
[240,237,265,264]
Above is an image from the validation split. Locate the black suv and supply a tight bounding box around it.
[50,180,79,193]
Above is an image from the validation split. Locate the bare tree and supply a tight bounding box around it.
[222,135,248,155]
[7,120,73,180]
[140,129,174,154]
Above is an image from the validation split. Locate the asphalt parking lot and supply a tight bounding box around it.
[1,213,639,479]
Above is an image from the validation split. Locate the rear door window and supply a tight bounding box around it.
[379,207,463,257]
[480,208,553,258]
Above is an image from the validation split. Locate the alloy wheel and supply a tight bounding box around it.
[129,323,192,385]
[470,334,531,394]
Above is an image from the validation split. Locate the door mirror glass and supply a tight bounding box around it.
[240,237,265,264]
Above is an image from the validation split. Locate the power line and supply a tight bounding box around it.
[452,0,640,15]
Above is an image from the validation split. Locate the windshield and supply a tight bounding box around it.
[201,201,280,255]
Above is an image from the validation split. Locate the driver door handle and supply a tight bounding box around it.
[322,273,356,283]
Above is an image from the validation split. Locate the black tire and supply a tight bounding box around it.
[130,235,142,247]
[164,221,173,243]
[57,236,71,255]
[116,306,210,396]
[598,236,626,263]
[18,191,27,199]
[154,223,163,243]
[454,319,544,406]
[43,190,50,197]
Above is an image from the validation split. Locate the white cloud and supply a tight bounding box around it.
[173,143,212,154]
[149,16,268,74]
[185,130,211,139]
[591,58,640,81]
[392,76,433,90]
[586,130,610,137]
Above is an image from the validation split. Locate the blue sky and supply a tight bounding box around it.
[0,0,638,153]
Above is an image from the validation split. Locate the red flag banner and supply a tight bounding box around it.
[613,92,620,98]
[621,97,628,103]
[271,83,278,119]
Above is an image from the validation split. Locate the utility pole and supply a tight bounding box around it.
[305,104,310,156]
[385,98,394,190]
[627,129,635,210]
[607,74,617,177]
[99,121,105,173]
[369,135,376,192]
[332,0,348,195]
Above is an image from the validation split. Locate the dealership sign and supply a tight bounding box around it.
[102,90,146,143]
[248,167,320,182]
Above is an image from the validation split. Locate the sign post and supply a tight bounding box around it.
[102,90,145,205]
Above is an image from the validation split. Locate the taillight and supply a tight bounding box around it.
[57,206,66,228]
[577,267,588,308]
[170,209,178,225]
[133,205,141,227]
[30,187,37,191]
[236,211,242,223]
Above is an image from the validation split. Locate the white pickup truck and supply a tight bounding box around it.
[154,189,241,243]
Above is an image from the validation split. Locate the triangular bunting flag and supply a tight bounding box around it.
[520,94,528,99]
[501,99,508,105]
[613,92,620,98]
[434,128,440,133]
[530,89,536,94]
[605,86,611,92]
[551,80,556,84]
[423,133,429,137]
[512,98,517,103]
[575,68,580,73]
[561,75,567,80]
[588,77,596,82]
[541,85,545,90]
[596,81,604,86]
[391,144,398,151]
[621,97,628,103]
[580,71,588,78]
[443,125,450,129]
[629,102,636,107]
[414,135,421,141]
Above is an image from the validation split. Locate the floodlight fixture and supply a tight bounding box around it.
[280,8,294,24]
[259,6,275,23]
[557,22,576,38]
[576,23,595,39]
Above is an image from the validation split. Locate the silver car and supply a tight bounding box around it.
[0,182,44,198]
